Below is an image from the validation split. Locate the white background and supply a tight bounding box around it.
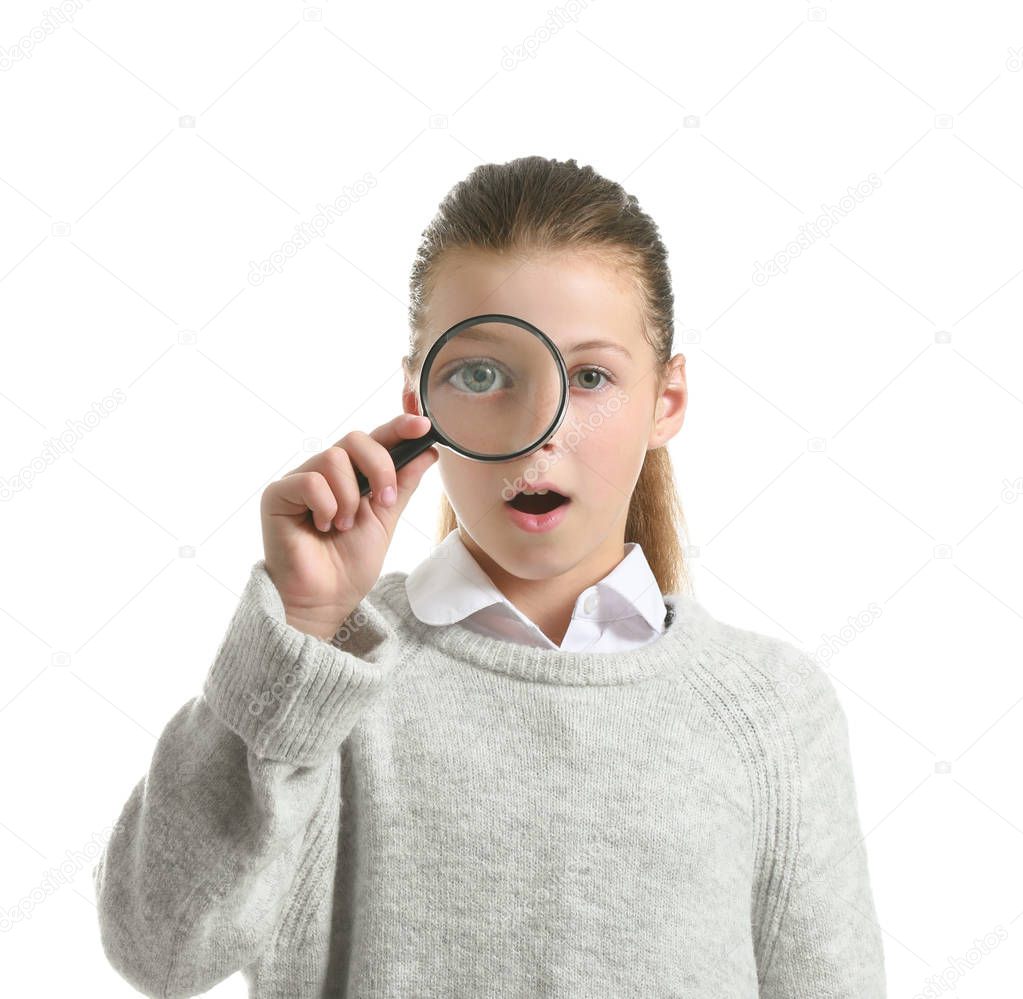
[1,0,1021,995]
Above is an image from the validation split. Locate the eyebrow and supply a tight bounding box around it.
[566,339,632,360]
[451,328,633,360]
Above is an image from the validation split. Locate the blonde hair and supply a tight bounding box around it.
[404,155,692,597]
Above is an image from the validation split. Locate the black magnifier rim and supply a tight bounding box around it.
[418,313,570,463]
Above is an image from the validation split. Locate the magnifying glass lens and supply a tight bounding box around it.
[425,319,563,458]
[354,314,568,497]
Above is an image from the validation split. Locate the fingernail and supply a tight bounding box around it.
[341,516,354,530]
[380,485,396,506]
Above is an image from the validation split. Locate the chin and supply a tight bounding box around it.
[489,534,583,577]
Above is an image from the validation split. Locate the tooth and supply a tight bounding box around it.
[522,489,549,495]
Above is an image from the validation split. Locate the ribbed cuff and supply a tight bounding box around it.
[202,559,399,766]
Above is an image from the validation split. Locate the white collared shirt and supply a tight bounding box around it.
[404,529,668,651]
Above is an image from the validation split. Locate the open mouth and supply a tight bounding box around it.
[506,490,570,515]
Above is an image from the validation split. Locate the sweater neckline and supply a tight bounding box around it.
[381,574,711,686]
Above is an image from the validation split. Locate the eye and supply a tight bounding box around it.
[444,359,512,394]
[571,366,613,392]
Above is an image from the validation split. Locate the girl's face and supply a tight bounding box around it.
[403,247,687,587]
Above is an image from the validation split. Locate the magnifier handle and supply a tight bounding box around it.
[354,426,440,497]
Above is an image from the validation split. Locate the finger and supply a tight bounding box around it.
[337,414,434,505]
[387,444,439,520]
[314,446,362,531]
[337,430,400,511]
[282,414,429,481]
[330,412,430,454]
[263,471,337,532]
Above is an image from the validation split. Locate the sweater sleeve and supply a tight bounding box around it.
[92,559,400,998]
[758,656,888,998]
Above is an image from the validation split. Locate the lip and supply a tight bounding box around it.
[505,480,570,499]
[503,496,572,533]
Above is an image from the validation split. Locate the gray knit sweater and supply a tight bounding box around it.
[93,558,887,998]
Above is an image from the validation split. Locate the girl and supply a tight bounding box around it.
[94,156,887,997]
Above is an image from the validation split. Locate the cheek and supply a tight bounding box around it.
[573,402,647,454]
[576,407,650,483]
[437,453,492,504]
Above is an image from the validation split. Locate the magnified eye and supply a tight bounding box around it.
[446,359,512,394]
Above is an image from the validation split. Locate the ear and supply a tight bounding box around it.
[647,354,687,450]
[402,357,423,417]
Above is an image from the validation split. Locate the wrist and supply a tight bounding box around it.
[284,611,341,642]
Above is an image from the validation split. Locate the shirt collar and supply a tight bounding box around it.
[404,530,666,633]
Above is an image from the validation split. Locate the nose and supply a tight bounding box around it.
[535,387,580,456]
[540,419,569,455]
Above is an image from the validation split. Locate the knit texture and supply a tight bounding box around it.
[93,558,887,998]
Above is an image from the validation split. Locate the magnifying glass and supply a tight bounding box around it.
[354,313,570,496]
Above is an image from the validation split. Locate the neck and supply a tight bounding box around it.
[457,526,628,645]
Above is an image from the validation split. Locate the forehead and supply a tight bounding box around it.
[420,248,646,357]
